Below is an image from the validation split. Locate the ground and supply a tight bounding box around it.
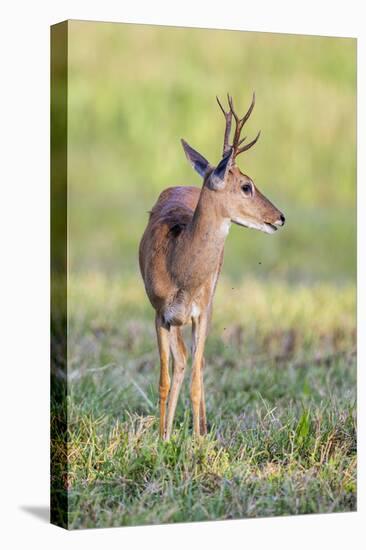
[51,274,356,528]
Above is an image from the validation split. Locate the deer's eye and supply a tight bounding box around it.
[241,183,253,196]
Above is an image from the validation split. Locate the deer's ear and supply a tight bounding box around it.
[208,147,233,190]
[181,139,211,178]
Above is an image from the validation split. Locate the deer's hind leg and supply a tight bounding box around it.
[165,326,188,440]
[155,315,171,439]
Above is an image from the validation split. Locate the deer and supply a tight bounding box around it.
[139,93,285,440]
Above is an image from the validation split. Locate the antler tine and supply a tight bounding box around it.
[216,95,226,116]
[216,95,233,156]
[241,91,256,128]
[227,94,239,123]
[236,130,261,155]
[228,94,247,152]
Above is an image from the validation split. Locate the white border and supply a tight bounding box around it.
[1,1,364,549]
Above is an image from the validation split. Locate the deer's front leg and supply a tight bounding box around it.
[165,326,188,440]
[199,358,207,436]
[191,313,208,437]
[155,315,171,439]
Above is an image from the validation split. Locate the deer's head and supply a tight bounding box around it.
[181,93,285,234]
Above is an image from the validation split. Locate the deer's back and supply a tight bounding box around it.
[149,185,200,223]
[139,186,201,315]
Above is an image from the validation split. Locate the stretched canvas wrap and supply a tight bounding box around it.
[51,20,357,530]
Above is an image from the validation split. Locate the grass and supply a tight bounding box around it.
[51,275,356,528]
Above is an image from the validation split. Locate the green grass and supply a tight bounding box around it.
[51,275,356,528]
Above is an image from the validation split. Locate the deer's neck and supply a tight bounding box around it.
[190,185,231,246]
[173,185,230,291]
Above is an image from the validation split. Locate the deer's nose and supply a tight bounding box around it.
[274,213,285,227]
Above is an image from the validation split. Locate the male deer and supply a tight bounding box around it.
[139,93,285,440]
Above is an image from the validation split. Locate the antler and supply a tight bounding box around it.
[216,92,261,160]
[216,94,233,156]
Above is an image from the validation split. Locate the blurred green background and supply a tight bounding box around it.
[68,21,356,284]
